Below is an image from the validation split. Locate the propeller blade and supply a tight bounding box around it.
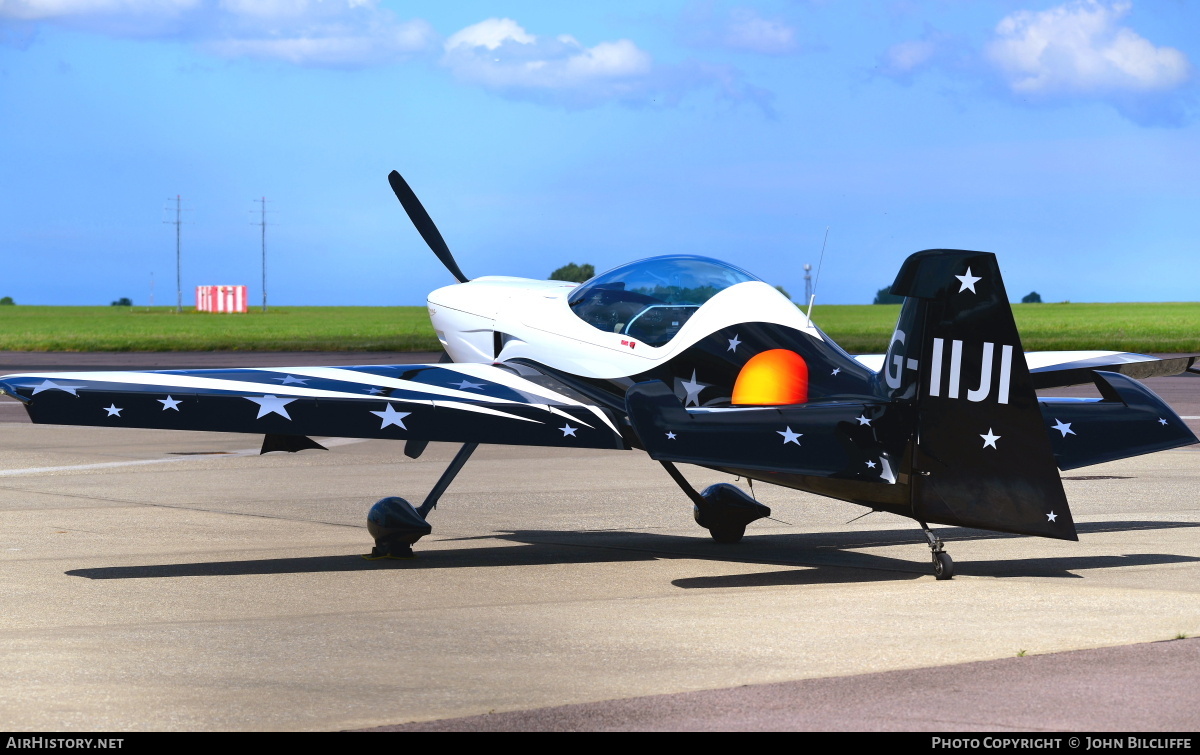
[388,170,469,284]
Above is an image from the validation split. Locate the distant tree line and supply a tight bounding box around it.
[0,297,142,305]
[549,263,595,283]
[873,285,1044,304]
[873,286,903,304]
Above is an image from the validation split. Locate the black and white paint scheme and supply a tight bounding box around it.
[2,172,1196,575]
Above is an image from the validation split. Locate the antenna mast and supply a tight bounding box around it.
[805,227,830,324]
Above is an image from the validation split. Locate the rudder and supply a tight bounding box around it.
[886,250,1077,540]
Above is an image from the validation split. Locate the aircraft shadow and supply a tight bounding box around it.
[65,519,1200,584]
[673,553,1200,589]
[65,541,654,580]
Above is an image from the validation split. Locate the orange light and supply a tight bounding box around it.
[731,349,809,406]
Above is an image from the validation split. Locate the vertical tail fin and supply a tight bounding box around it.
[886,250,1076,540]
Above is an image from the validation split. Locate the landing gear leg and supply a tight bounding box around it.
[920,520,954,580]
[660,462,770,544]
[365,442,479,559]
[417,442,478,519]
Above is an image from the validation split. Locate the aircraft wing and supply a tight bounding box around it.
[0,362,628,451]
[854,350,1198,390]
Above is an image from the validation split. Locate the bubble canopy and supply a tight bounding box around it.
[567,255,761,346]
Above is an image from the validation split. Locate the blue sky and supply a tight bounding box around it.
[1,0,1196,306]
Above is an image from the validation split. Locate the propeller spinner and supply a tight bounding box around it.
[388,170,470,284]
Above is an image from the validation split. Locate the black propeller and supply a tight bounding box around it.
[388,170,470,284]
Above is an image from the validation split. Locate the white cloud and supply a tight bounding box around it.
[0,0,201,37]
[207,20,433,66]
[0,4,775,113]
[880,38,937,76]
[722,7,795,55]
[986,0,1191,95]
[438,18,773,113]
[444,17,534,51]
[0,0,197,20]
[877,2,1193,125]
[678,3,798,56]
[874,25,970,85]
[208,0,436,66]
[0,0,435,64]
[216,0,374,19]
[441,18,653,99]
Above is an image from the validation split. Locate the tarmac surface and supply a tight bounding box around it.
[0,352,1197,731]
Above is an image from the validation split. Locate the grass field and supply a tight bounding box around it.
[0,306,441,352]
[0,302,1196,353]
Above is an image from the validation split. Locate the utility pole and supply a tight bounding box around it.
[163,195,184,313]
[252,197,271,313]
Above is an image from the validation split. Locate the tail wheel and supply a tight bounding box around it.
[933,551,954,580]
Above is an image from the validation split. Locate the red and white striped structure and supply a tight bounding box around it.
[196,285,248,313]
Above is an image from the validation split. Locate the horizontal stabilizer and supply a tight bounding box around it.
[1042,371,1199,471]
[854,352,1197,391]
[1029,352,1198,390]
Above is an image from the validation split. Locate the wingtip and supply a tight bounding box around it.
[0,383,31,406]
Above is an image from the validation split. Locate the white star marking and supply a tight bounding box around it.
[1158,418,1169,426]
[681,370,705,407]
[665,431,677,440]
[955,267,981,294]
[1047,511,1058,523]
[365,387,385,395]
[778,427,802,445]
[452,379,484,391]
[159,396,182,411]
[560,424,578,437]
[103,404,122,417]
[866,460,877,469]
[245,395,296,420]
[370,404,410,429]
[980,428,1001,449]
[26,380,83,396]
[727,335,742,352]
[856,415,872,426]
[274,375,308,385]
[1051,419,1075,437]
[831,368,841,376]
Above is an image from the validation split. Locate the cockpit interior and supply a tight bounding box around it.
[567,255,761,346]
